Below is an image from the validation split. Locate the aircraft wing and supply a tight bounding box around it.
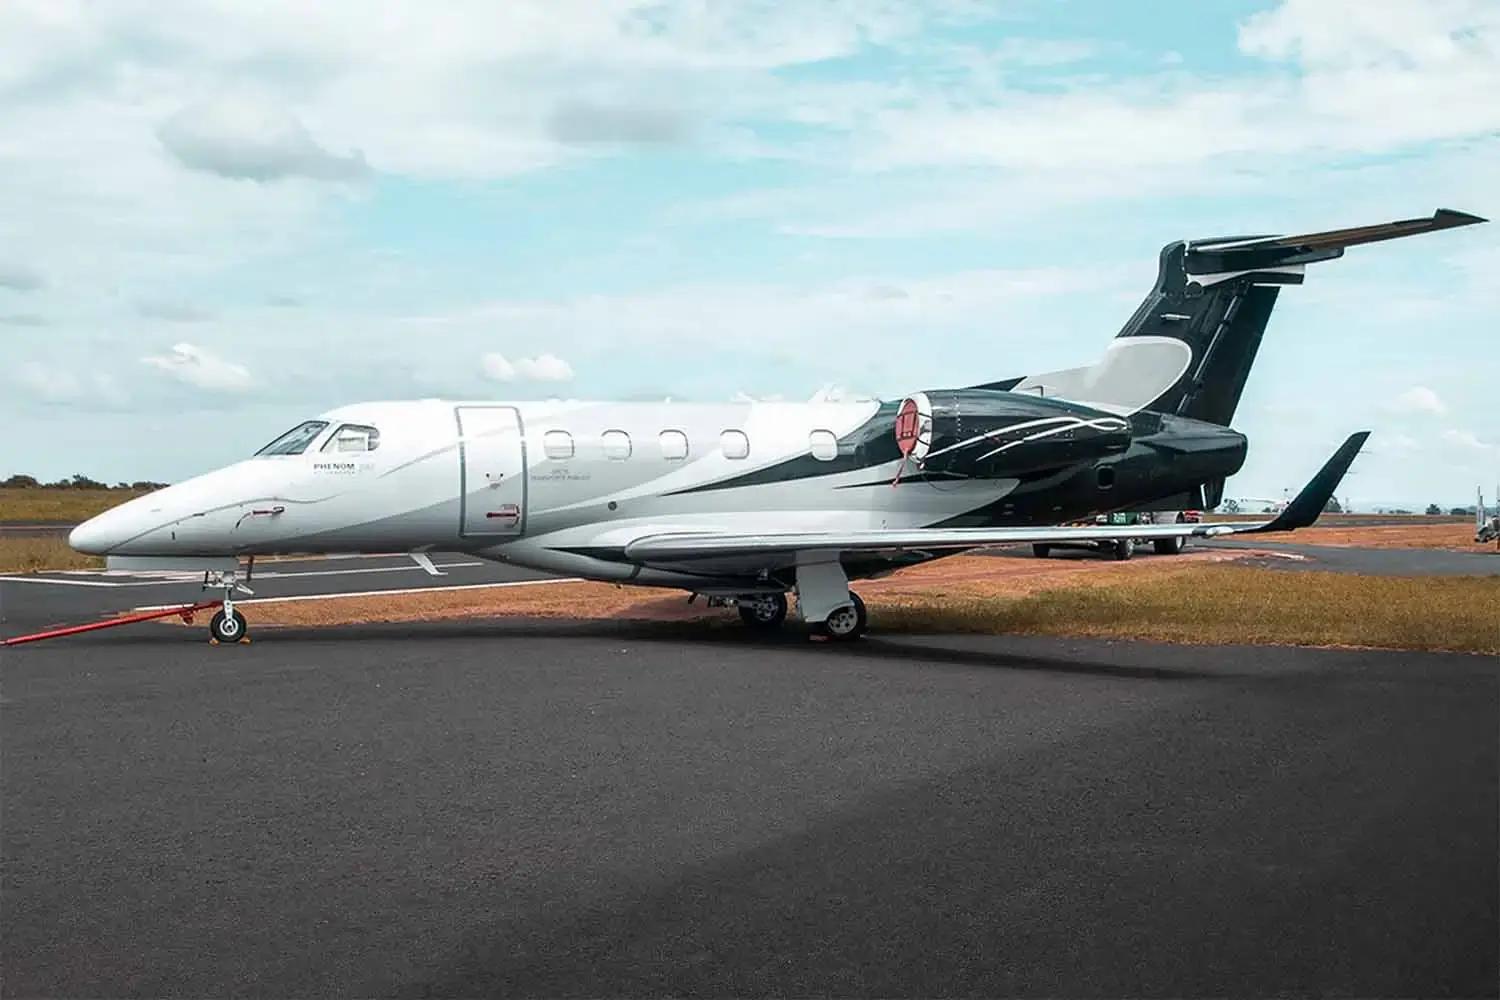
[624,432,1368,564]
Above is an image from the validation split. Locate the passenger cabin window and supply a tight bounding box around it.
[321,424,380,453]
[659,429,689,461]
[809,429,838,461]
[543,430,575,460]
[601,429,631,460]
[721,429,750,460]
[256,420,328,456]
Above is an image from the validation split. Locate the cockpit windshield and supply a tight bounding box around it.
[255,420,329,456]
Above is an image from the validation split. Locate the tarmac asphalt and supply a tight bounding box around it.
[2,618,1496,997]
[0,554,556,638]
[1197,538,1500,575]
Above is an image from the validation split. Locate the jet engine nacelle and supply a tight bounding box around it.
[896,389,1132,479]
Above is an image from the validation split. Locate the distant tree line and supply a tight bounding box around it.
[2,474,168,491]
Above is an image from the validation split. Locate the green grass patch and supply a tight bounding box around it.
[874,565,1500,655]
[0,488,149,523]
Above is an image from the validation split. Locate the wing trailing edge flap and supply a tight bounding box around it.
[622,433,1370,563]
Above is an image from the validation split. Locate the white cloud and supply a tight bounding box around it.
[480,352,516,381]
[140,342,254,391]
[870,0,1500,175]
[0,262,45,292]
[157,97,367,182]
[515,353,575,381]
[481,351,574,382]
[1388,385,1449,416]
[548,102,690,146]
[1441,428,1497,452]
[15,362,124,404]
[137,300,215,323]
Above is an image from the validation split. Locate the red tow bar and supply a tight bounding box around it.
[0,600,223,647]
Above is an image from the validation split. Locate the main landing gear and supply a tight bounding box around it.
[721,565,869,641]
[795,557,868,642]
[815,592,867,641]
[737,592,789,631]
[726,590,868,641]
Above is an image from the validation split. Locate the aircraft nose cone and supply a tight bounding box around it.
[68,514,117,555]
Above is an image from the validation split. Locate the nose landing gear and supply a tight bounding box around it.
[204,565,254,645]
[209,608,248,643]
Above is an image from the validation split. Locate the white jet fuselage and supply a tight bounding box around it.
[69,397,1037,587]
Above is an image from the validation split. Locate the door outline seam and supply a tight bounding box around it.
[455,405,528,539]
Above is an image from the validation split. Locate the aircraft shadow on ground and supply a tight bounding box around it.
[32,615,1228,683]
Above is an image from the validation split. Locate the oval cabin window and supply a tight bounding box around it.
[659,429,689,461]
[601,429,631,460]
[543,430,574,461]
[720,429,749,460]
[809,429,838,461]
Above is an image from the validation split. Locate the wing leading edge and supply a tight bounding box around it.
[623,433,1369,564]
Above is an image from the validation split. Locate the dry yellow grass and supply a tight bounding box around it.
[1277,521,1482,551]
[0,488,150,523]
[0,536,103,573]
[876,567,1500,655]
[221,554,1499,654]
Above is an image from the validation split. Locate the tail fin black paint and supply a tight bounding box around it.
[1114,209,1484,426]
[976,210,1484,425]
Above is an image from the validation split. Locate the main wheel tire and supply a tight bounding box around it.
[1032,543,1051,558]
[1112,538,1135,561]
[738,593,789,630]
[1153,535,1186,555]
[817,592,867,641]
[209,609,247,643]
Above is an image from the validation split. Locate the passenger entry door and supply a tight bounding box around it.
[456,406,526,538]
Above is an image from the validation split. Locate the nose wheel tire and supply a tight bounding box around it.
[816,592,867,641]
[1111,538,1135,561]
[738,593,789,630]
[209,609,248,644]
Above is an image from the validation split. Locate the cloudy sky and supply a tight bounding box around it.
[1,0,1496,506]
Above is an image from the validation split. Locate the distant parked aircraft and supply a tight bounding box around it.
[70,209,1484,643]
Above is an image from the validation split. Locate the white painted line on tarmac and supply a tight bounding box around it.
[253,561,484,581]
[132,576,583,610]
[0,561,485,588]
[0,576,130,587]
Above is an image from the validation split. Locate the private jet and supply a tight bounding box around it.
[70,209,1484,644]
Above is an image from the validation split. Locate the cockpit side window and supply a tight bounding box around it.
[255,420,329,456]
[321,424,381,453]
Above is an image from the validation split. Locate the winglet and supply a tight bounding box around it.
[1244,432,1370,534]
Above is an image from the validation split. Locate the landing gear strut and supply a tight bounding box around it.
[794,556,868,641]
[204,565,254,645]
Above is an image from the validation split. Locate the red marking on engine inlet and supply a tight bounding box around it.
[894,398,921,456]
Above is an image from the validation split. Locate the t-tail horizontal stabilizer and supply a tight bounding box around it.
[1187,209,1487,272]
[1241,431,1370,534]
